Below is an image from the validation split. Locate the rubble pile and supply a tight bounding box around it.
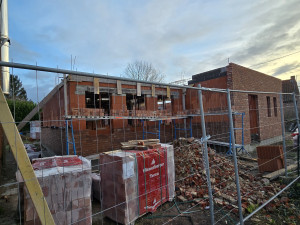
[173,138,284,214]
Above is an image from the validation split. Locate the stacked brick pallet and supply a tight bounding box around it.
[99,142,175,224]
[110,109,129,116]
[72,108,105,117]
[17,156,92,225]
[189,109,200,114]
[155,110,172,117]
[174,110,189,116]
[131,110,148,117]
[127,110,172,118]
[257,146,285,172]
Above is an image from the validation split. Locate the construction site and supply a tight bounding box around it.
[1,1,300,225]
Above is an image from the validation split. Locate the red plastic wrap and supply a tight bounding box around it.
[32,156,82,170]
[128,148,169,214]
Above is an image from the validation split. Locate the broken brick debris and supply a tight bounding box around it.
[173,138,282,214]
[16,156,92,225]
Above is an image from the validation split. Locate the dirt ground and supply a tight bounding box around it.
[0,138,300,225]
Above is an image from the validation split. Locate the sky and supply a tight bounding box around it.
[5,0,300,102]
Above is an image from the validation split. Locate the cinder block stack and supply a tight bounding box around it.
[100,143,175,225]
[17,156,92,225]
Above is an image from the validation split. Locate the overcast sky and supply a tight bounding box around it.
[7,0,300,101]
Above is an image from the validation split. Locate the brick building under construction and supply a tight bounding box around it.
[40,63,282,156]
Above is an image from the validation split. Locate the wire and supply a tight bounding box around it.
[249,50,300,68]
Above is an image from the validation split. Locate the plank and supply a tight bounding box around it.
[94,77,99,94]
[137,83,141,96]
[152,84,155,96]
[0,87,55,225]
[117,80,122,95]
[263,164,298,180]
[167,86,170,98]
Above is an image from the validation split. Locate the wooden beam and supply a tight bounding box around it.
[0,87,55,225]
[94,77,99,95]
[137,83,141,97]
[117,80,122,95]
[167,86,170,99]
[152,84,155,97]
[263,164,298,180]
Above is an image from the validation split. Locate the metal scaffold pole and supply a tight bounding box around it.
[197,84,215,224]
[226,89,244,225]
[293,93,300,176]
[279,94,287,176]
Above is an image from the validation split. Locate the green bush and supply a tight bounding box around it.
[6,99,39,132]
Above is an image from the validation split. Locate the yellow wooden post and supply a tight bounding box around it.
[94,77,99,95]
[0,87,55,225]
[152,84,155,97]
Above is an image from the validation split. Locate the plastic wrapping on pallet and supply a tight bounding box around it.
[91,173,101,202]
[30,121,41,139]
[16,156,92,225]
[100,144,175,225]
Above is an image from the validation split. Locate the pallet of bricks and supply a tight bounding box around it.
[99,139,175,224]
[16,155,92,225]
[72,108,105,117]
[256,145,285,172]
[110,109,129,117]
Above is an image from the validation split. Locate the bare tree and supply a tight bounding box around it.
[123,60,165,82]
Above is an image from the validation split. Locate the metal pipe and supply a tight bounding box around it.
[0,0,10,94]
[241,175,300,224]
[230,89,292,95]
[197,84,215,224]
[227,89,244,225]
[0,61,228,93]
[293,93,300,176]
[63,74,68,116]
[279,94,287,176]
[182,93,187,137]
[0,61,296,96]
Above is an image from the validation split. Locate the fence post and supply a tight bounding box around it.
[293,93,300,176]
[197,84,214,224]
[279,94,288,176]
[226,89,244,225]
[183,93,187,137]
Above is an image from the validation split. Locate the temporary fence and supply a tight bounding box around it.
[0,61,299,225]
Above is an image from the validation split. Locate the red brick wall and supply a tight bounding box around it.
[228,63,282,144]
[111,94,128,129]
[42,86,65,128]
[186,76,228,124]
[41,122,225,156]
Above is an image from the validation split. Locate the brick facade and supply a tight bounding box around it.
[188,63,282,146]
[41,63,283,156]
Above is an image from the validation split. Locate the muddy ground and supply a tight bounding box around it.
[0,138,299,225]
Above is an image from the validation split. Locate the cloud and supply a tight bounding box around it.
[7,0,300,102]
[273,62,300,76]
